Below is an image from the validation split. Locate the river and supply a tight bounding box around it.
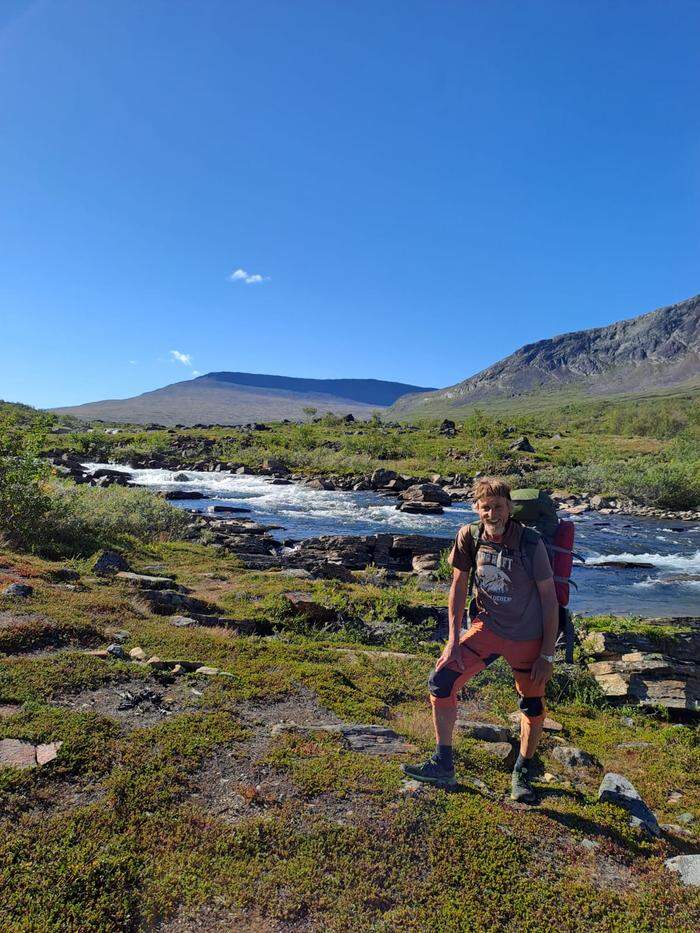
[86,464,700,618]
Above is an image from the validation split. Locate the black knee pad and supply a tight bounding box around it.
[519,695,544,718]
[428,666,461,699]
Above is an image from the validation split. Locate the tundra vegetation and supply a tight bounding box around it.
[0,401,698,930]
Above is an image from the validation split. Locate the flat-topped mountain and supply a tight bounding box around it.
[51,372,436,426]
[390,294,700,416]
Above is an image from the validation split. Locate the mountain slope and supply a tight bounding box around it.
[390,294,700,416]
[51,373,435,426]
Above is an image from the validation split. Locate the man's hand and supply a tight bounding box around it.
[435,640,464,673]
[530,656,553,687]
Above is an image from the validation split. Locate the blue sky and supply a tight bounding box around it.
[1,0,698,408]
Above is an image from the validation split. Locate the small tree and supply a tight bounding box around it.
[302,406,318,418]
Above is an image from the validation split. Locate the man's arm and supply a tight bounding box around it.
[435,568,469,672]
[531,576,559,685]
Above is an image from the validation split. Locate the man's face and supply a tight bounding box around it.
[475,495,511,534]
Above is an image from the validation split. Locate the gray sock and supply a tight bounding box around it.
[515,753,532,772]
[434,744,454,769]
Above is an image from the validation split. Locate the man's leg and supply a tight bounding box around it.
[507,639,547,803]
[402,623,499,786]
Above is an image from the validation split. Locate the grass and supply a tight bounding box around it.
[0,531,698,929]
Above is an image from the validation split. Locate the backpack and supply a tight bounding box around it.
[466,488,582,662]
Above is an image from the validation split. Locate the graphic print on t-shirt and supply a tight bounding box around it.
[475,548,515,604]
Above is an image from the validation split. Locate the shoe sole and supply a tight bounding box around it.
[510,792,537,804]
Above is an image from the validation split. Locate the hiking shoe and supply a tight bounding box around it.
[401,755,456,787]
[511,766,536,803]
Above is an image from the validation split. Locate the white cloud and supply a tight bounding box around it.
[229,267,269,285]
[170,350,193,366]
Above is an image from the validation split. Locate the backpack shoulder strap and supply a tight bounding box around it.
[518,525,541,580]
[467,522,482,595]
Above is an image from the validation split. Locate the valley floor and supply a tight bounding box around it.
[1,541,698,932]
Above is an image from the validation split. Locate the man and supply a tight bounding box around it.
[402,477,559,802]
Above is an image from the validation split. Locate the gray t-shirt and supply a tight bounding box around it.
[448,519,553,641]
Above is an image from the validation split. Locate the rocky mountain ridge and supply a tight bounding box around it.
[391,294,700,415]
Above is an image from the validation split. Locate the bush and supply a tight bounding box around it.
[39,482,189,557]
[615,461,700,510]
[0,413,52,550]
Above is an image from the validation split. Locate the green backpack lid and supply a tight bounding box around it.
[510,488,559,539]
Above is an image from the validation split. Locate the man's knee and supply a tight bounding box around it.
[519,695,544,719]
[428,666,461,702]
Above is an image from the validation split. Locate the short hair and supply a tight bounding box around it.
[472,477,512,502]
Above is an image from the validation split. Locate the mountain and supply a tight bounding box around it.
[389,294,700,417]
[50,373,436,426]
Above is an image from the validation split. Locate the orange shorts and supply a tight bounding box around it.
[428,618,546,719]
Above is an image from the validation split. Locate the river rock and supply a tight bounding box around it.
[398,501,444,515]
[400,483,452,506]
[664,855,700,887]
[597,773,660,837]
[412,552,442,573]
[164,489,206,500]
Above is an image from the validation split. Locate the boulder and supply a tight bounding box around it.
[35,741,63,766]
[93,550,130,576]
[664,855,700,888]
[135,589,213,617]
[400,483,452,506]
[262,458,289,475]
[305,478,336,491]
[584,629,700,711]
[164,489,206,500]
[597,773,660,837]
[173,473,191,481]
[508,436,535,453]
[283,593,336,626]
[477,741,517,769]
[457,719,511,743]
[439,419,456,437]
[412,553,442,573]
[370,468,398,487]
[398,501,444,515]
[106,644,130,660]
[2,583,33,599]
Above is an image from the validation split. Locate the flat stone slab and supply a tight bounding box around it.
[665,854,700,887]
[36,741,63,766]
[116,572,181,590]
[0,738,36,768]
[271,722,417,756]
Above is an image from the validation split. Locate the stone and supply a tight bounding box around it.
[170,616,196,627]
[116,572,183,591]
[272,722,417,757]
[93,550,130,575]
[412,553,441,573]
[398,501,444,515]
[173,473,190,481]
[2,583,33,598]
[36,741,63,766]
[677,812,695,825]
[590,495,611,510]
[164,489,206,500]
[262,458,289,475]
[664,855,700,887]
[551,745,597,769]
[399,483,452,506]
[110,630,130,643]
[0,738,36,769]
[439,419,456,436]
[509,711,563,732]
[584,629,700,711]
[370,469,398,487]
[106,644,130,660]
[508,436,535,453]
[305,478,335,491]
[457,719,511,743]
[195,666,221,676]
[129,646,147,661]
[48,568,80,583]
[0,704,21,719]
[579,838,600,851]
[282,593,336,626]
[598,773,660,837]
[477,741,516,769]
[135,589,212,616]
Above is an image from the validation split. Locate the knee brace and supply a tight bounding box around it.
[428,666,462,701]
[519,695,544,718]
